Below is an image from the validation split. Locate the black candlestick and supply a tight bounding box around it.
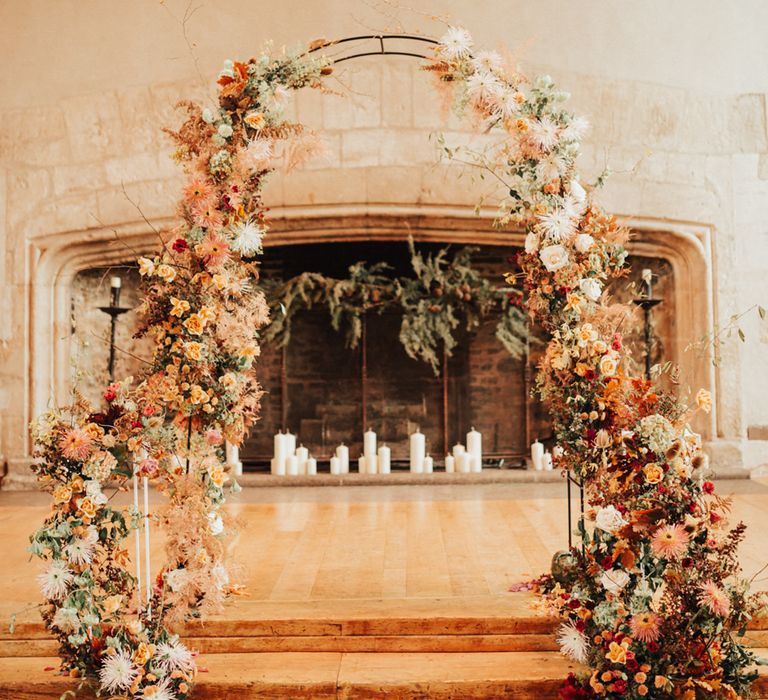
[97,276,131,382]
[632,269,662,380]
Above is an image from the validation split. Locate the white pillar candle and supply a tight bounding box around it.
[358,456,366,473]
[225,442,243,476]
[466,427,482,469]
[142,476,151,620]
[367,455,378,474]
[458,453,471,473]
[543,452,554,471]
[364,428,377,464]
[284,431,297,459]
[273,432,288,474]
[530,440,544,471]
[286,455,299,476]
[452,443,465,460]
[470,454,482,472]
[132,473,143,612]
[444,455,455,473]
[306,457,317,475]
[378,445,391,474]
[336,444,349,473]
[424,455,433,473]
[330,456,341,475]
[296,444,309,475]
[409,431,425,473]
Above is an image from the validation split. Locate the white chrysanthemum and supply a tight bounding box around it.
[155,640,195,674]
[561,115,590,142]
[561,194,586,220]
[231,220,264,257]
[529,115,560,151]
[537,208,578,241]
[471,50,503,75]
[37,561,74,600]
[243,138,273,171]
[535,153,567,183]
[488,89,520,120]
[557,621,589,664]
[52,606,80,633]
[99,649,138,693]
[438,26,473,59]
[63,527,99,565]
[466,71,503,104]
[139,679,177,700]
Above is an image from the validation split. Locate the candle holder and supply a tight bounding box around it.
[97,276,131,382]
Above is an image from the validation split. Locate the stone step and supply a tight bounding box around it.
[1,651,766,699]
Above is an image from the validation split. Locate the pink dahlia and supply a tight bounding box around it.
[699,581,731,617]
[650,523,689,560]
[58,428,93,461]
[183,178,215,208]
[192,203,224,231]
[629,612,661,643]
[196,232,230,269]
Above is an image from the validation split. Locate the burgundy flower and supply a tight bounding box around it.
[584,369,596,381]
[612,679,628,693]
[647,641,660,653]
[103,388,117,402]
[559,673,594,700]
[172,238,188,253]
[702,481,715,494]
[710,512,722,524]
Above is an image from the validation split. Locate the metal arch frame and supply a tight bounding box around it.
[305,34,439,64]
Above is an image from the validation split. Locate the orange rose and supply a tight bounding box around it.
[606,641,627,664]
[643,462,664,484]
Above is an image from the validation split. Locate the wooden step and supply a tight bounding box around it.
[2,651,767,699]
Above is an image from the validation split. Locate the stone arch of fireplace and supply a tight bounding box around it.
[14,208,713,485]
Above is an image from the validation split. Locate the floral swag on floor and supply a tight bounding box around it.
[28,23,762,700]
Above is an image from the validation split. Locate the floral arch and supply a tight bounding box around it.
[28,26,760,700]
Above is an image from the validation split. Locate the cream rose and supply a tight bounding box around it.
[524,231,539,254]
[600,353,619,377]
[595,505,627,533]
[574,233,594,253]
[539,244,569,272]
[579,278,602,301]
[600,568,630,594]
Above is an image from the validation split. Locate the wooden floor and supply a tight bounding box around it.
[1,479,767,698]
[2,478,767,618]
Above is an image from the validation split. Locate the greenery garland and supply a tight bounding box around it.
[261,239,530,374]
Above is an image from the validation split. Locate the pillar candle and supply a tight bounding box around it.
[296,444,309,474]
[409,431,425,473]
[470,454,482,472]
[378,445,391,474]
[330,456,341,475]
[306,457,317,475]
[531,440,544,471]
[274,453,286,476]
[458,453,471,473]
[367,455,378,474]
[286,455,299,476]
[142,476,151,620]
[466,427,482,468]
[452,443,465,460]
[273,432,287,475]
[364,428,377,463]
[424,455,433,473]
[284,431,297,459]
[445,455,455,473]
[543,452,554,471]
[336,444,349,473]
[225,442,242,476]
[358,456,366,473]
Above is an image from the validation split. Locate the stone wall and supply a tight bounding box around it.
[1,0,767,485]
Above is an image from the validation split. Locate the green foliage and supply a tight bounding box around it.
[260,240,533,375]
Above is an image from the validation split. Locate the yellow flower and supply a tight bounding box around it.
[577,323,598,346]
[239,344,258,360]
[69,475,85,493]
[644,462,664,484]
[133,642,154,666]
[184,342,203,361]
[210,468,227,487]
[244,111,266,129]
[183,314,205,335]
[84,422,104,439]
[189,385,209,404]
[515,117,529,132]
[77,497,97,519]
[138,257,155,276]
[157,264,177,283]
[696,388,712,413]
[53,484,72,505]
[606,641,627,664]
[103,594,122,615]
[199,305,216,322]
[170,297,190,317]
[212,273,227,290]
[566,293,583,313]
[220,373,237,388]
